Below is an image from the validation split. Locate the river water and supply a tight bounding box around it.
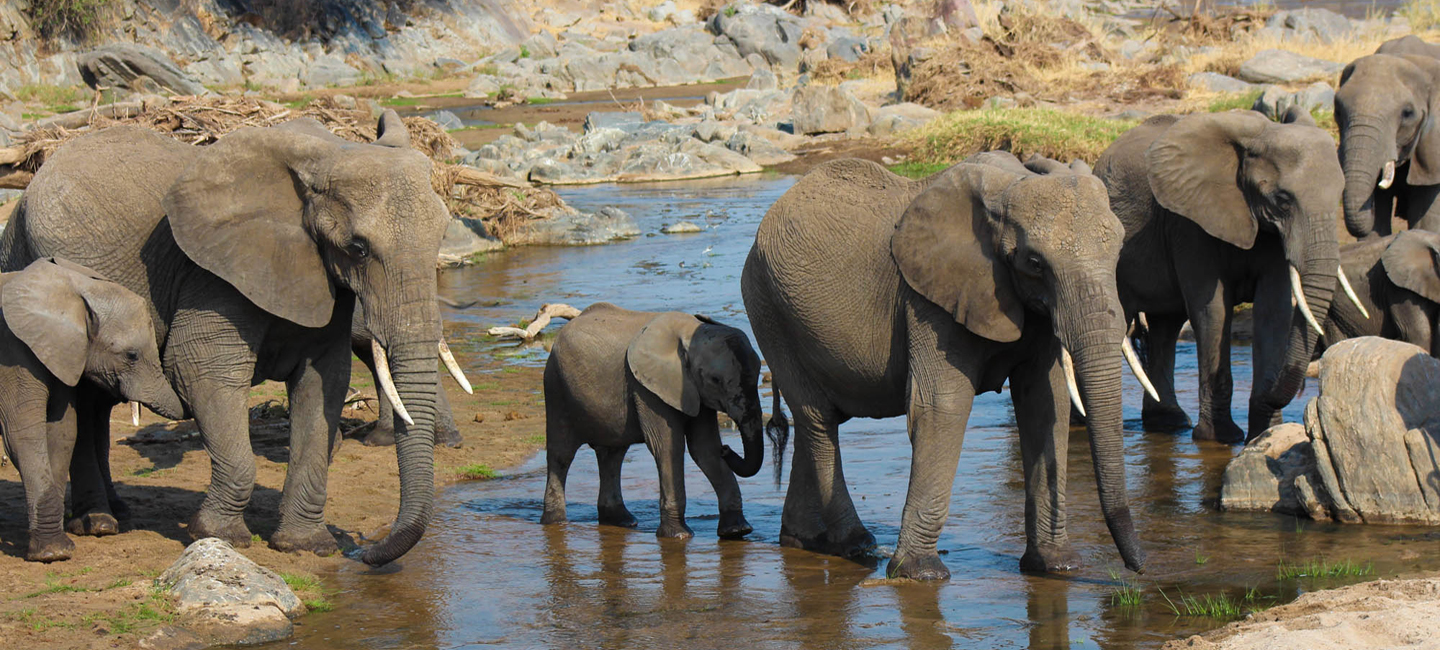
[276,174,1440,650]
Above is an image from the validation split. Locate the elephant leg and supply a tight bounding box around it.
[434,381,462,448]
[66,388,121,537]
[1011,348,1079,573]
[594,445,635,528]
[270,338,347,556]
[788,397,872,558]
[635,390,692,539]
[685,417,751,539]
[541,401,578,525]
[1183,278,1243,443]
[10,388,76,561]
[1140,315,1191,431]
[779,397,829,550]
[185,382,257,546]
[1247,265,1295,436]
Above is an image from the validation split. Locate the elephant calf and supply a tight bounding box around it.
[540,303,765,539]
[1321,229,1440,355]
[0,258,182,561]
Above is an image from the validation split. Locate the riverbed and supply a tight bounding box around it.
[276,174,1440,649]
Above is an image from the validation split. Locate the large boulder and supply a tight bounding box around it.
[1251,82,1334,121]
[708,3,805,69]
[1237,49,1343,84]
[1263,8,1354,44]
[154,538,302,646]
[77,43,207,95]
[791,85,870,135]
[1221,337,1440,524]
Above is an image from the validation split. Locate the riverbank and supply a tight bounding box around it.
[0,337,548,649]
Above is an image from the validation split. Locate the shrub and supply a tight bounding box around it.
[27,0,112,41]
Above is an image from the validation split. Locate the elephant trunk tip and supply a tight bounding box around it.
[722,445,761,478]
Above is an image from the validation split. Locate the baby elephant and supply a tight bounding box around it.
[0,258,183,561]
[1322,230,1440,355]
[541,303,765,539]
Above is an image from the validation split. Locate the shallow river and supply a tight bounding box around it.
[277,174,1439,650]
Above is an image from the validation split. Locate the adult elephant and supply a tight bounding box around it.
[0,112,448,566]
[1321,229,1440,355]
[742,158,1148,580]
[1336,37,1440,237]
[351,299,471,449]
[1096,111,1344,442]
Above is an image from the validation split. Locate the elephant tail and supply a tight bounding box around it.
[765,386,789,489]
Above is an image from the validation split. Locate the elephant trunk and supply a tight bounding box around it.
[1340,120,1394,238]
[359,289,441,567]
[139,381,185,422]
[722,390,765,478]
[1057,277,1146,573]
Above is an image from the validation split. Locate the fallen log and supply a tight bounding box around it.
[0,167,32,189]
[488,303,581,340]
[453,166,530,189]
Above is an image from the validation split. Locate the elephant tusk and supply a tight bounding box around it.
[1336,265,1370,320]
[1379,160,1396,190]
[1060,347,1086,418]
[1121,337,1160,402]
[438,340,473,395]
[131,402,141,427]
[372,339,414,426]
[1290,266,1324,336]
[1136,311,1149,332]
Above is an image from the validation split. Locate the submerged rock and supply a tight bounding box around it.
[662,220,704,234]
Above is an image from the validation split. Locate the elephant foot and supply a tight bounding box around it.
[1142,406,1193,432]
[779,525,826,551]
[1019,545,1081,573]
[108,498,132,524]
[886,550,951,581]
[540,507,567,525]
[362,425,396,447]
[65,512,120,537]
[270,524,340,556]
[27,533,74,563]
[597,505,637,528]
[188,511,254,547]
[717,511,752,539]
[825,525,877,559]
[1192,419,1245,444]
[437,424,463,449]
[656,520,694,539]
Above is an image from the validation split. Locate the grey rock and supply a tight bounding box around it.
[439,217,504,261]
[1268,8,1353,44]
[1237,49,1343,84]
[709,3,805,69]
[78,43,207,95]
[428,110,464,131]
[694,120,738,143]
[827,36,868,63]
[1187,71,1254,93]
[662,220,704,234]
[726,130,797,166]
[746,67,778,91]
[1219,423,1319,516]
[158,538,302,617]
[791,85,870,135]
[584,111,645,132]
[465,74,503,98]
[514,205,641,245]
[522,31,560,60]
[302,54,362,87]
[1251,82,1335,120]
[867,102,939,137]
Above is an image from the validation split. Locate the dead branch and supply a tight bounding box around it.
[488,303,582,340]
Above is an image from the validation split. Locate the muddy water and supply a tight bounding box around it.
[280,175,1440,649]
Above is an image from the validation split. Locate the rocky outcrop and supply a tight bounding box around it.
[791,84,871,135]
[148,538,302,647]
[708,3,806,69]
[1221,337,1440,524]
[77,43,206,95]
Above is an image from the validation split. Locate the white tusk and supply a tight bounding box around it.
[1290,265,1324,336]
[1121,337,1161,402]
[131,402,141,427]
[1060,347,1086,418]
[372,339,414,426]
[438,340,473,394]
[1379,160,1396,190]
[1336,265,1370,320]
[1136,311,1149,332]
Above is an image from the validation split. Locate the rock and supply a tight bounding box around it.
[1251,82,1335,120]
[429,110,465,131]
[1187,72,1254,93]
[745,67,778,91]
[1267,8,1353,44]
[301,54,361,88]
[662,220,704,234]
[888,13,942,100]
[694,120,738,143]
[827,36,868,63]
[936,0,980,30]
[155,538,301,646]
[867,102,939,137]
[708,3,805,69]
[512,205,641,245]
[1220,337,1440,524]
[791,85,870,135]
[584,111,645,132]
[726,130,797,165]
[439,217,504,261]
[522,31,560,60]
[1237,49,1343,84]
[77,43,207,96]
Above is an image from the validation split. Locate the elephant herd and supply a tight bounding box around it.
[4,34,1440,584]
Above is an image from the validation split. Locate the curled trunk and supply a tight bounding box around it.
[722,407,765,478]
[359,339,437,566]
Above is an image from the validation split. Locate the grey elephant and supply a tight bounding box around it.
[540,303,765,539]
[1320,229,1440,355]
[1335,36,1440,237]
[0,258,183,561]
[742,158,1149,580]
[1096,111,1344,442]
[0,112,448,566]
[350,298,472,449]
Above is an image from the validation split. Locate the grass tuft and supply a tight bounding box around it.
[887,161,951,179]
[1276,557,1374,580]
[1206,90,1262,113]
[905,108,1137,166]
[1401,0,1440,32]
[1159,586,1272,619]
[455,463,499,480]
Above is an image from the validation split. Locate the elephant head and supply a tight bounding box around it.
[891,164,1146,572]
[1146,111,1342,429]
[1382,229,1440,303]
[1335,53,1440,237]
[626,313,765,477]
[160,112,449,566]
[1,258,183,419]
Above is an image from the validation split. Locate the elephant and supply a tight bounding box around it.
[1319,229,1440,356]
[0,111,449,566]
[1335,37,1440,238]
[349,300,470,449]
[540,303,765,539]
[741,158,1149,580]
[1095,111,1344,443]
[0,258,183,561]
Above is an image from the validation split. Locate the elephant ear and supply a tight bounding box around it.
[374,110,412,148]
[1146,111,1269,249]
[1,259,91,386]
[1399,55,1440,186]
[162,127,336,329]
[626,313,702,416]
[1383,230,1440,302]
[892,163,1026,343]
[1280,104,1317,127]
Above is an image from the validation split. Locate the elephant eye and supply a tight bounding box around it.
[1403,106,1417,121]
[345,238,370,259]
[125,350,139,363]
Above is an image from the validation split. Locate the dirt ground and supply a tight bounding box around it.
[0,336,547,648]
[1163,576,1440,650]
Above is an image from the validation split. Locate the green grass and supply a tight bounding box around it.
[303,597,335,613]
[26,0,113,41]
[519,44,531,59]
[447,123,508,133]
[380,96,425,107]
[105,578,132,590]
[82,586,174,635]
[281,573,323,592]
[1206,90,1262,113]
[1276,557,1374,580]
[23,572,92,598]
[280,573,335,613]
[526,97,558,105]
[905,108,1138,167]
[1195,550,1210,565]
[525,434,546,445]
[283,94,315,109]
[455,463,499,480]
[887,161,951,179]
[1159,587,1272,620]
[472,381,502,391]
[131,465,165,477]
[12,83,88,107]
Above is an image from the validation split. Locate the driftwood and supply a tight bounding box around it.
[0,168,32,189]
[488,303,582,340]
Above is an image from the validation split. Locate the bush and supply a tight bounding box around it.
[27,0,112,41]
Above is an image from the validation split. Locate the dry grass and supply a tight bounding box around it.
[903,107,1138,164]
[807,47,894,84]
